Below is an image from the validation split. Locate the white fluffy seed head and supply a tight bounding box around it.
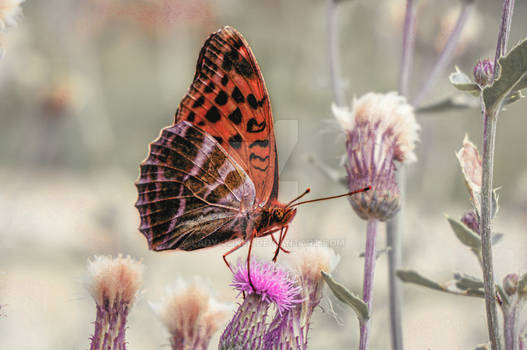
[150,278,230,343]
[333,92,419,163]
[86,254,144,307]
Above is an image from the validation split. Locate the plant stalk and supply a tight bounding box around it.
[398,0,416,97]
[327,0,346,106]
[359,219,378,350]
[480,106,501,350]
[503,301,522,350]
[413,1,474,107]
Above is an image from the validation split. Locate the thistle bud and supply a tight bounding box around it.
[473,59,495,87]
[333,92,419,221]
[461,210,480,235]
[86,255,144,350]
[503,273,519,296]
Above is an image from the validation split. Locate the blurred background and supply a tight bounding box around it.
[1,0,527,349]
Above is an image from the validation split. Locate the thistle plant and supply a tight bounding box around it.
[264,246,340,350]
[330,93,419,350]
[219,258,302,350]
[86,255,144,350]
[397,2,527,348]
[150,279,230,350]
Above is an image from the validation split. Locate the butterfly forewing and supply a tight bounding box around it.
[135,121,256,251]
[175,26,279,206]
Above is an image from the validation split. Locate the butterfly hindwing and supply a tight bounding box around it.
[175,26,279,206]
[135,121,256,251]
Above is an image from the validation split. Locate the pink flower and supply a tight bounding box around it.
[219,259,301,350]
[231,259,301,314]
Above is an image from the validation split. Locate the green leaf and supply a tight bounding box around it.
[321,271,369,323]
[483,38,527,113]
[449,67,480,95]
[416,95,480,114]
[397,269,485,298]
[446,216,481,249]
[454,272,483,290]
[396,269,444,291]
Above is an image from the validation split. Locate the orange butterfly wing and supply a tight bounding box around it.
[174,26,278,206]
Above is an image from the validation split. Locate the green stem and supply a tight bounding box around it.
[359,219,378,350]
[480,106,502,350]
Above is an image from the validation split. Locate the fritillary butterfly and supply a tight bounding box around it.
[135,27,368,273]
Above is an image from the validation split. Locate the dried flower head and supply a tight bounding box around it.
[456,134,482,214]
[264,246,340,350]
[151,279,230,350]
[333,92,419,221]
[86,255,144,350]
[219,259,301,350]
[473,59,495,87]
[87,254,144,307]
[0,0,24,31]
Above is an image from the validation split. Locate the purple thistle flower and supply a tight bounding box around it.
[219,259,301,350]
[264,247,340,350]
[86,255,144,350]
[333,92,419,221]
[473,58,495,87]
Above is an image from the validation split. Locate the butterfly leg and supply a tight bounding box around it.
[246,228,257,291]
[270,231,290,254]
[272,226,290,262]
[222,239,250,272]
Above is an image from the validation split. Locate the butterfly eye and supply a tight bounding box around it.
[273,210,284,221]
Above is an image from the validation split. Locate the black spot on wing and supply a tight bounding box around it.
[192,95,205,108]
[249,139,269,148]
[205,106,221,123]
[247,94,258,109]
[228,107,242,125]
[214,90,228,106]
[247,118,266,133]
[249,154,269,162]
[231,86,244,103]
[221,75,228,86]
[228,134,243,149]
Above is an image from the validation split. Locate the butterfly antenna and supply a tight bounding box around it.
[285,188,311,207]
[290,186,371,207]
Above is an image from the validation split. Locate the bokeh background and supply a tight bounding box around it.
[1,0,527,349]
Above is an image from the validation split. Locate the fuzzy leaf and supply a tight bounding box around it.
[447,216,481,249]
[449,67,480,95]
[321,271,369,323]
[504,90,525,105]
[483,38,527,113]
[396,269,444,291]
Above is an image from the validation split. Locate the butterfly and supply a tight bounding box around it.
[135,26,369,277]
